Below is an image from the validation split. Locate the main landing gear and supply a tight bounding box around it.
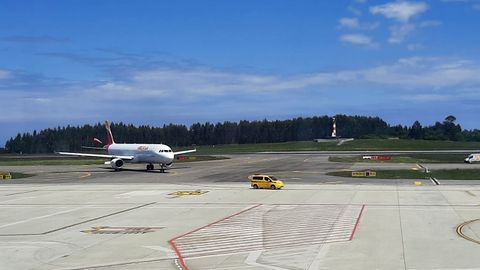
[146,163,167,173]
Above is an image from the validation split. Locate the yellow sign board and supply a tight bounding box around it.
[0,173,12,180]
[351,171,376,177]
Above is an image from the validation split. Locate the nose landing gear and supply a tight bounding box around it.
[159,164,167,173]
[146,164,154,171]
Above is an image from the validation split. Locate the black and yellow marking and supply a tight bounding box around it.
[351,171,376,177]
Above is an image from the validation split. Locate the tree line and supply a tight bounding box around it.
[4,115,479,153]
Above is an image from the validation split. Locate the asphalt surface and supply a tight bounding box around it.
[1,154,480,270]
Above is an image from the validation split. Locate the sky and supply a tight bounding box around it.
[1,0,480,145]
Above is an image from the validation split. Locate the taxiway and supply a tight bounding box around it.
[1,154,480,270]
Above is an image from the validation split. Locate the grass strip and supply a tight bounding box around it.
[327,169,480,180]
[329,154,467,164]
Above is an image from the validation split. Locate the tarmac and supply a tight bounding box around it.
[1,153,480,270]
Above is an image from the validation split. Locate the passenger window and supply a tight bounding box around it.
[253,176,262,180]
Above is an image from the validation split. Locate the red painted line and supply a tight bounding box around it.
[168,204,262,270]
[349,205,365,241]
[168,239,189,270]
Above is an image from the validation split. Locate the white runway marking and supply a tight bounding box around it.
[0,196,36,203]
[0,207,83,229]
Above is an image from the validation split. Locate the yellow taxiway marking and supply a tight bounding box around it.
[457,219,480,245]
[169,190,208,196]
[168,171,179,176]
[80,172,91,179]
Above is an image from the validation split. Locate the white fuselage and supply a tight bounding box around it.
[108,143,174,164]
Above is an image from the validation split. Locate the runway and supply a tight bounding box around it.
[1,154,480,269]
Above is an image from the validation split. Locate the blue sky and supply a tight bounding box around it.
[1,0,480,145]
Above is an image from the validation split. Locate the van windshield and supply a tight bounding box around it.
[270,176,277,180]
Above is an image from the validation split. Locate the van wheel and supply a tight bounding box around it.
[270,185,276,190]
[253,184,258,189]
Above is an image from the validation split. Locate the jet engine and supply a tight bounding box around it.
[110,158,124,169]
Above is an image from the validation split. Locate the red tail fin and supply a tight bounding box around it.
[105,121,115,147]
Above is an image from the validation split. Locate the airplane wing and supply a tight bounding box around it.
[173,149,197,155]
[57,152,134,160]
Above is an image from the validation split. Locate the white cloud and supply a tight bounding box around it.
[338,17,380,30]
[83,57,480,101]
[361,57,480,89]
[340,34,377,47]
[0,69,12,80]
[370,1,428,22]
[3,57,480,125]
[338,17,360,28]
[368,2,434,44]
[385,20,439,44]
[388,23,415,43]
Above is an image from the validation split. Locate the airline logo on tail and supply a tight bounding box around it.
[105,121,115,148]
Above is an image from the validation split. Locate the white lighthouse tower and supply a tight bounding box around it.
[331,117,337,138]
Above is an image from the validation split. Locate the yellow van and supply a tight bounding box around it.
[248,174,284,189]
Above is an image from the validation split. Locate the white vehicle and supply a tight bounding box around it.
[58,121,196,172]
[464,153,480,164]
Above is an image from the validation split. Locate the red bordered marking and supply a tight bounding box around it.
[349,204,365,241]
[168,204,262,270]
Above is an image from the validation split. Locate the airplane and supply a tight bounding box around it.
[58,121,196,172]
